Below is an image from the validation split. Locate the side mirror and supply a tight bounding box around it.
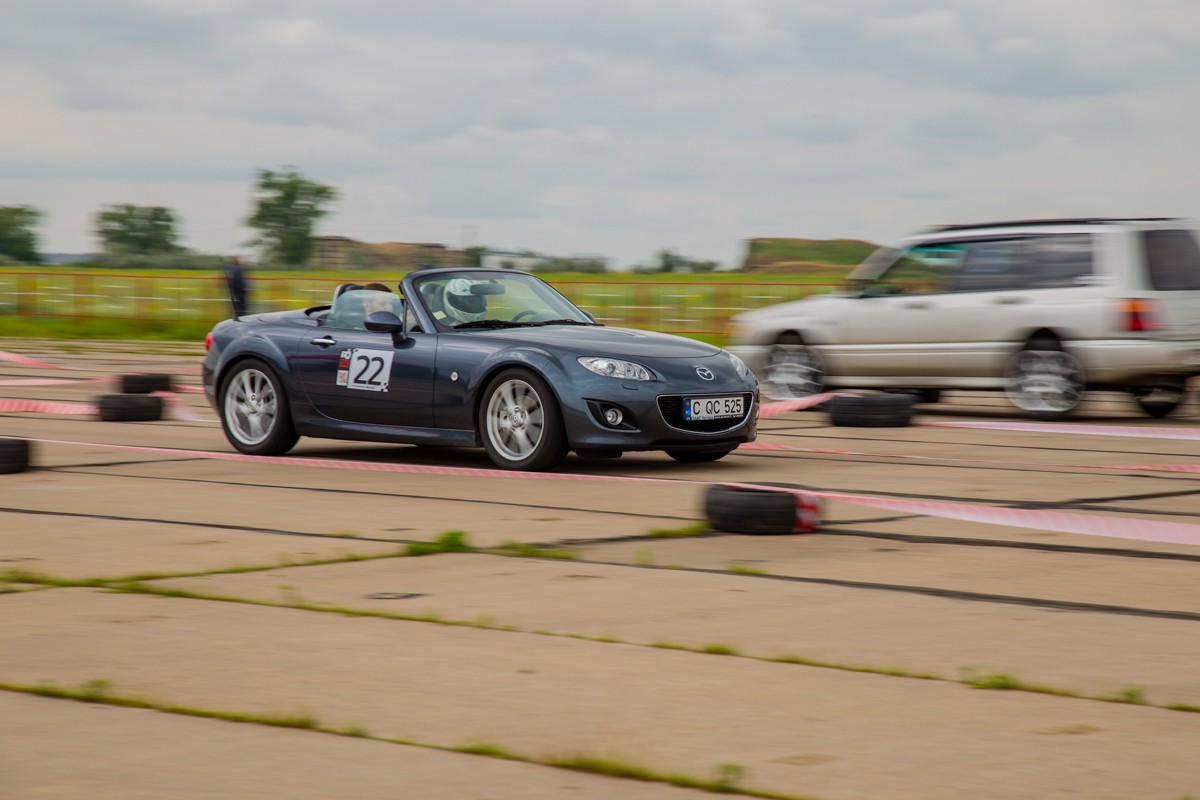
[365,311,407,343]
[582,309,596,322]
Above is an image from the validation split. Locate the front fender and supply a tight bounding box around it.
[432,339,556,431]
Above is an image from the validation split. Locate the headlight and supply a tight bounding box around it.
[727,352,750,379]
[578,357,655,381]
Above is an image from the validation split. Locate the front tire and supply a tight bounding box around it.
[1004,340,1084,419]
[218,359,298,455]
[478,369,567,471]
[762,334,825,401]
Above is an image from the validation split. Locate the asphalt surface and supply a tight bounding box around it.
[3,338,1200,800]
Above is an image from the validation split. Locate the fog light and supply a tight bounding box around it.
[604,407,623,426]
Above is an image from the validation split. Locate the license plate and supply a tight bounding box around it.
[683,395,743,421]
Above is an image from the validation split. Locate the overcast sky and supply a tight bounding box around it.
[3,0,1199,268]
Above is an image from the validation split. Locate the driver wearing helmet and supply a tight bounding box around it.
[442,278,487,324]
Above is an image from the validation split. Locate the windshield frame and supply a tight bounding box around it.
[408,269,594,333]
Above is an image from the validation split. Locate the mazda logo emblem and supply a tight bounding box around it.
[695,367,715,380]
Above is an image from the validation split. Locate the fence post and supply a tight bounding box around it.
[75,273,93,318]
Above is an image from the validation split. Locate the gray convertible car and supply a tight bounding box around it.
[203,268,759,470]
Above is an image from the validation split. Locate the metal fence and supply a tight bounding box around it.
[0,272,837,338]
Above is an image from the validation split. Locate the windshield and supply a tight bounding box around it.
[412,271,594,331]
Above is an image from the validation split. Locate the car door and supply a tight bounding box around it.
[829,243,965,377]
[833,239,1043,379]
[290,315,437,429]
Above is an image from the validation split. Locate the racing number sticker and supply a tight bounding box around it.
[336,348,393,392]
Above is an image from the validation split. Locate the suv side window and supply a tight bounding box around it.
[1143,229,1200,290]
[866,244,963,295]
[952,239,1026,292]
[1026,234,1094,289]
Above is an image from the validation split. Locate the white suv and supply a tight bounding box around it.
[727,218,1200,418]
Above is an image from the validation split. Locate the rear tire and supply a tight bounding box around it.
[1004,339,1084,419]
[218,359,298,455]
[1130,378,1188,418]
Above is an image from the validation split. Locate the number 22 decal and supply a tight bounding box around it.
[337,348,393,392]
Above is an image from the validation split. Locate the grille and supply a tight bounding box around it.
[657,393,754,433]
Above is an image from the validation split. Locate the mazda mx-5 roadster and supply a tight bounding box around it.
[203,268,758,471]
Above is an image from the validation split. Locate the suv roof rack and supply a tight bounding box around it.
[924,217,1181,233]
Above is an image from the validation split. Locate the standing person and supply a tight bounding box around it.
[225,256,250,318]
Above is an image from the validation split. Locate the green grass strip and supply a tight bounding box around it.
[0,680,820,800]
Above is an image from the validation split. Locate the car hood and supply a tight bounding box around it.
[462,325,722,358]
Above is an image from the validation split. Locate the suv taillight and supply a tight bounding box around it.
[204,332,213,352]
[1118,298,1159,332]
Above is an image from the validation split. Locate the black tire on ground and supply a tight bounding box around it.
[827,393,914,427]
[120,373,174,394]
[0,438,32,474]
[666,447,737,463]
[703,482,823,534]
[96,394,164,422]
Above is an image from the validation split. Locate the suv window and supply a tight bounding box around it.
[952,239,1025,292]
[1143,229,1200,290]
[1026,234,1094,289]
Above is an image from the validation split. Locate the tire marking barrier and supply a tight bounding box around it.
[0,377,111,387]
[0,350,79,370]
[9,435,1200,548]
[923,420,1200,440]
[0,395,205,422]
[759,393,851,417]
[0,400,98,415]
[741,441,1200,476]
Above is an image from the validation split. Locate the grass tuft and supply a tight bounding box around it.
[406,530,473,556]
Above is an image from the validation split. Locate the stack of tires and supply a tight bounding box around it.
[95,373,173,422]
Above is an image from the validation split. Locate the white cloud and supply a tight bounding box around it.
[2,0,1200,266]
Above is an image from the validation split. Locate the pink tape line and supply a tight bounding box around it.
[758,392,852,417]
[0,377,111,387]
[0,395,203,422]
[0,350,80,370]
[741,440,1200,476]
[0,399,97,415]
[924,420,1200,441]
[11,435,1200,547]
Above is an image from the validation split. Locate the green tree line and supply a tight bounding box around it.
[0,166,338,268]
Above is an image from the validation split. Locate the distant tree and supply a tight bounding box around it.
[0,205,43,263]
[463,245,487,268]
[95,204,183,254]
[245,166,339,266]
[633,249,719,274]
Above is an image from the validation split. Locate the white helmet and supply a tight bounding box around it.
[442,278,486,323]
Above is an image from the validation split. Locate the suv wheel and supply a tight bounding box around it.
[1129,378,1189,418]
[1004,340,1085,419]
[763,335,825,400]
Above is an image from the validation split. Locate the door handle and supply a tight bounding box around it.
[900,301,929,309]
[991,296,1028,305]
[310,336,338,347]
